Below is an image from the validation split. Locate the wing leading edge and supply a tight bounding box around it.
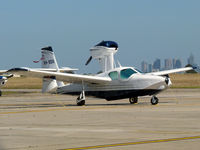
[147,67,193,76]
[7,67,111,84]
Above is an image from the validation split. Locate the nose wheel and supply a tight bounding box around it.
[151,96,159,105]
[129,97,138,104]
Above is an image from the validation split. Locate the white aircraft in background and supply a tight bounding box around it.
[0,72,13,96]
[0,49,76,96]
[7,41,195,105]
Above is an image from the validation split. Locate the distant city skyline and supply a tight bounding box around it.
[141,53,196,72]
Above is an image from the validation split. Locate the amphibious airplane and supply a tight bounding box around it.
[7,41,195,105]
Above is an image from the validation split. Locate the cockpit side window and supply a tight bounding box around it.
[120,69,137,79]
[108,71,118,80]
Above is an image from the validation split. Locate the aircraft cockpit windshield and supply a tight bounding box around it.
[120,68,137,79]
[108,68,139,80]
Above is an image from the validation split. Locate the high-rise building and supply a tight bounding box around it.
[164,59,172,70]
[153,59,161,71]
[141,61,148,73]
[175,59,182,68]
[172,59,177,69]
[141,57,183,72]
[148,64,153,72]
[187,53,194,65]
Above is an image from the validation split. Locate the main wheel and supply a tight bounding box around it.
[77,100,85,106]
[129,97,138,104]
[151,96,159,105]
[0,90,2,96]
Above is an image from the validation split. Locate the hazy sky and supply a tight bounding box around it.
[0,0,200,73]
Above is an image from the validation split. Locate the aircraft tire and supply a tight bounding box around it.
[77,100,85,106]
[0,90,2,96]
[151,96,159,105]
[129,97,138,104]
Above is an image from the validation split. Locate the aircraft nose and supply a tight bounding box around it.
[165,77,169,84]
[156,76,172,90]
[165,76,172,86]
[152,76,168,90]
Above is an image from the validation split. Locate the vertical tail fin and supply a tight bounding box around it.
[41,46,64,93]
[41,46,59,70]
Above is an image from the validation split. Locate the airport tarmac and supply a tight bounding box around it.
[0,89,200,150]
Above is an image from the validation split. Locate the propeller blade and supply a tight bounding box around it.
[85,56,92,66]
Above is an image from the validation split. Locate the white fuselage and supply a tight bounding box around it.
[57,67,170,100]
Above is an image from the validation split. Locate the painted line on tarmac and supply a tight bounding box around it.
[0,108,67,115]
[62,135,200,150]
[0,106,118,115]
[1,101,200,115]
[2,102,200,108]
[0,102,60,106]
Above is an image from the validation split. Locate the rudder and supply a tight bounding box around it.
[41,46,59,70]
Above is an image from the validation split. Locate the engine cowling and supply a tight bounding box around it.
[87,41,118,72]
[164,75,172,86]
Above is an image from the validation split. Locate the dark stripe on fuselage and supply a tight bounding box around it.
[60,89,162,100]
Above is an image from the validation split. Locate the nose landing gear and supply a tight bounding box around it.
[151,96,159,105]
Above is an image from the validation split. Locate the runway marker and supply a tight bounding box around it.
[62,135,200,150]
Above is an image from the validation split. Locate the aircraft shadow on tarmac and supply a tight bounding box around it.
[0,100,172,109]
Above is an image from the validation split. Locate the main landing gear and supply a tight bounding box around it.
[0,90,2,96]
[129,97,138,104]
[76,91,85,106]
[77,81,86,106]
[129,96,159,105]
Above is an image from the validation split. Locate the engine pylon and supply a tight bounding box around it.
[86,41,118,72]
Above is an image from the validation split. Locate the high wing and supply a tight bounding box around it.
[7,67,111,84]
[147,67,193,76]
[31,67,78,72]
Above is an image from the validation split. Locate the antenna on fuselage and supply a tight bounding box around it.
[85,41,118,72]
